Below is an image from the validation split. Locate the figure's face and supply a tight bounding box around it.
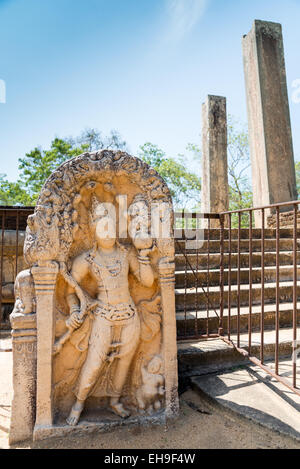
[22,291,36,314]
[92,202,117,250]
[18,280,36,314]
[95,218,116,250]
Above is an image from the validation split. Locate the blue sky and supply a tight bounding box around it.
[1,0,300,181]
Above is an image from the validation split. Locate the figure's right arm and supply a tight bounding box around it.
[66,254,89,314]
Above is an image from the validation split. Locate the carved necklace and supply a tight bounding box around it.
[87,250,122,278]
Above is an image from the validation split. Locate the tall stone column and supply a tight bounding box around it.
[201,95,229,227]
[32,261,59,433]
[9,313,37,444]
[242,20,297,225]
[158,258,179,419]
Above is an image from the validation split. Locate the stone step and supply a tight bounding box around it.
[175,251,300,271]
[175,266,300,289]
[175,238,300,254]
[175,281,300,311]
[178,327,300,378]
[174,227,299,241]
[176,302,300,337]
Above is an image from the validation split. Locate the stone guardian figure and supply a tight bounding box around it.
[66,199,155,425]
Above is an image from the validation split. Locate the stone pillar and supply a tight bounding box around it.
[32,261,59,433]
[201,95,228,227]
[242,20,297,225]
[158,258,179,419]
[9,313,37,444]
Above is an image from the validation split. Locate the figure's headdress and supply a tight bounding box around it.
[90,196,108,224]
[128,194,149,218]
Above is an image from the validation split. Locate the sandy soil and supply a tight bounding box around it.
[1,349,299,450]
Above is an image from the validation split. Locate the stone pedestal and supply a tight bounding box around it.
[201,95,228,227]
[242,20,297,226]
[9,313,37,444]
[32,262,59,433]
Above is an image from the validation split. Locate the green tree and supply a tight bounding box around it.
[0,128,128,205]
[75,128,127,152]
[0,174,33,205]
[18,139,86,203]
[227,117,253,227]
[138,142,201,208]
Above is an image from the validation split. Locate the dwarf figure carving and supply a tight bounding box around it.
[136,356,165,413]
[11,269,36,319]
[66,197,155,426]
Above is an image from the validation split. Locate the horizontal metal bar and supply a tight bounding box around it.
[220,199,300,216]
[178,334,220,342]
[175,212,221,220]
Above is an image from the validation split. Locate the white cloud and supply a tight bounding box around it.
[165,0,209,41]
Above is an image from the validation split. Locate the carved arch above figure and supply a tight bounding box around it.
[24,150,173,266]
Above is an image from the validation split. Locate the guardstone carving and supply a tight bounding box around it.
[10,150,178,442]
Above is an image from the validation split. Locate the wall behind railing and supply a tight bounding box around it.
[0,207,34,328]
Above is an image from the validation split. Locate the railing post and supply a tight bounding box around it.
[275,206,280,375]
[0,210,5,334]
[261,208,265,364]
[227,214,232,341]
[249,210,253,355]
[293,204,298,389]
[219,214,225,336]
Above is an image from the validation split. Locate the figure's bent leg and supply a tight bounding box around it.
[67,318,111,426]
[110,348,137,418]
[109,317,140,418]
[67,348,106,426]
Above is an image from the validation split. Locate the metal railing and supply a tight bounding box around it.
[219,200,300,396]
[174,212,223,340]
[0,206,34,335]
[1,204,299,396]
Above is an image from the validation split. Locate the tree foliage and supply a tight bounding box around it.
[0,129,128,205]
[0,174,32,206]
[0,129,201,208]
[5,119,299,221]
[227,116,253,227]
[138,142,201,208]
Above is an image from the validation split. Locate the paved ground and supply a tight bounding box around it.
[1,349,300,449]
[192,360,300,441]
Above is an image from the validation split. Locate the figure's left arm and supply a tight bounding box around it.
[129,248,154,288]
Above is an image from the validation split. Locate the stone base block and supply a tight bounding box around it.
[33,412,167,442]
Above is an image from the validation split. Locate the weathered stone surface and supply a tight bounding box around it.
[242,20,297,225]
[10,150,178,443]
[9,270,37,444]
[201,95,228,226]
[267,210,300,228]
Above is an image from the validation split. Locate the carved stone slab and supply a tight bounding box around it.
[10,150,178,443]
